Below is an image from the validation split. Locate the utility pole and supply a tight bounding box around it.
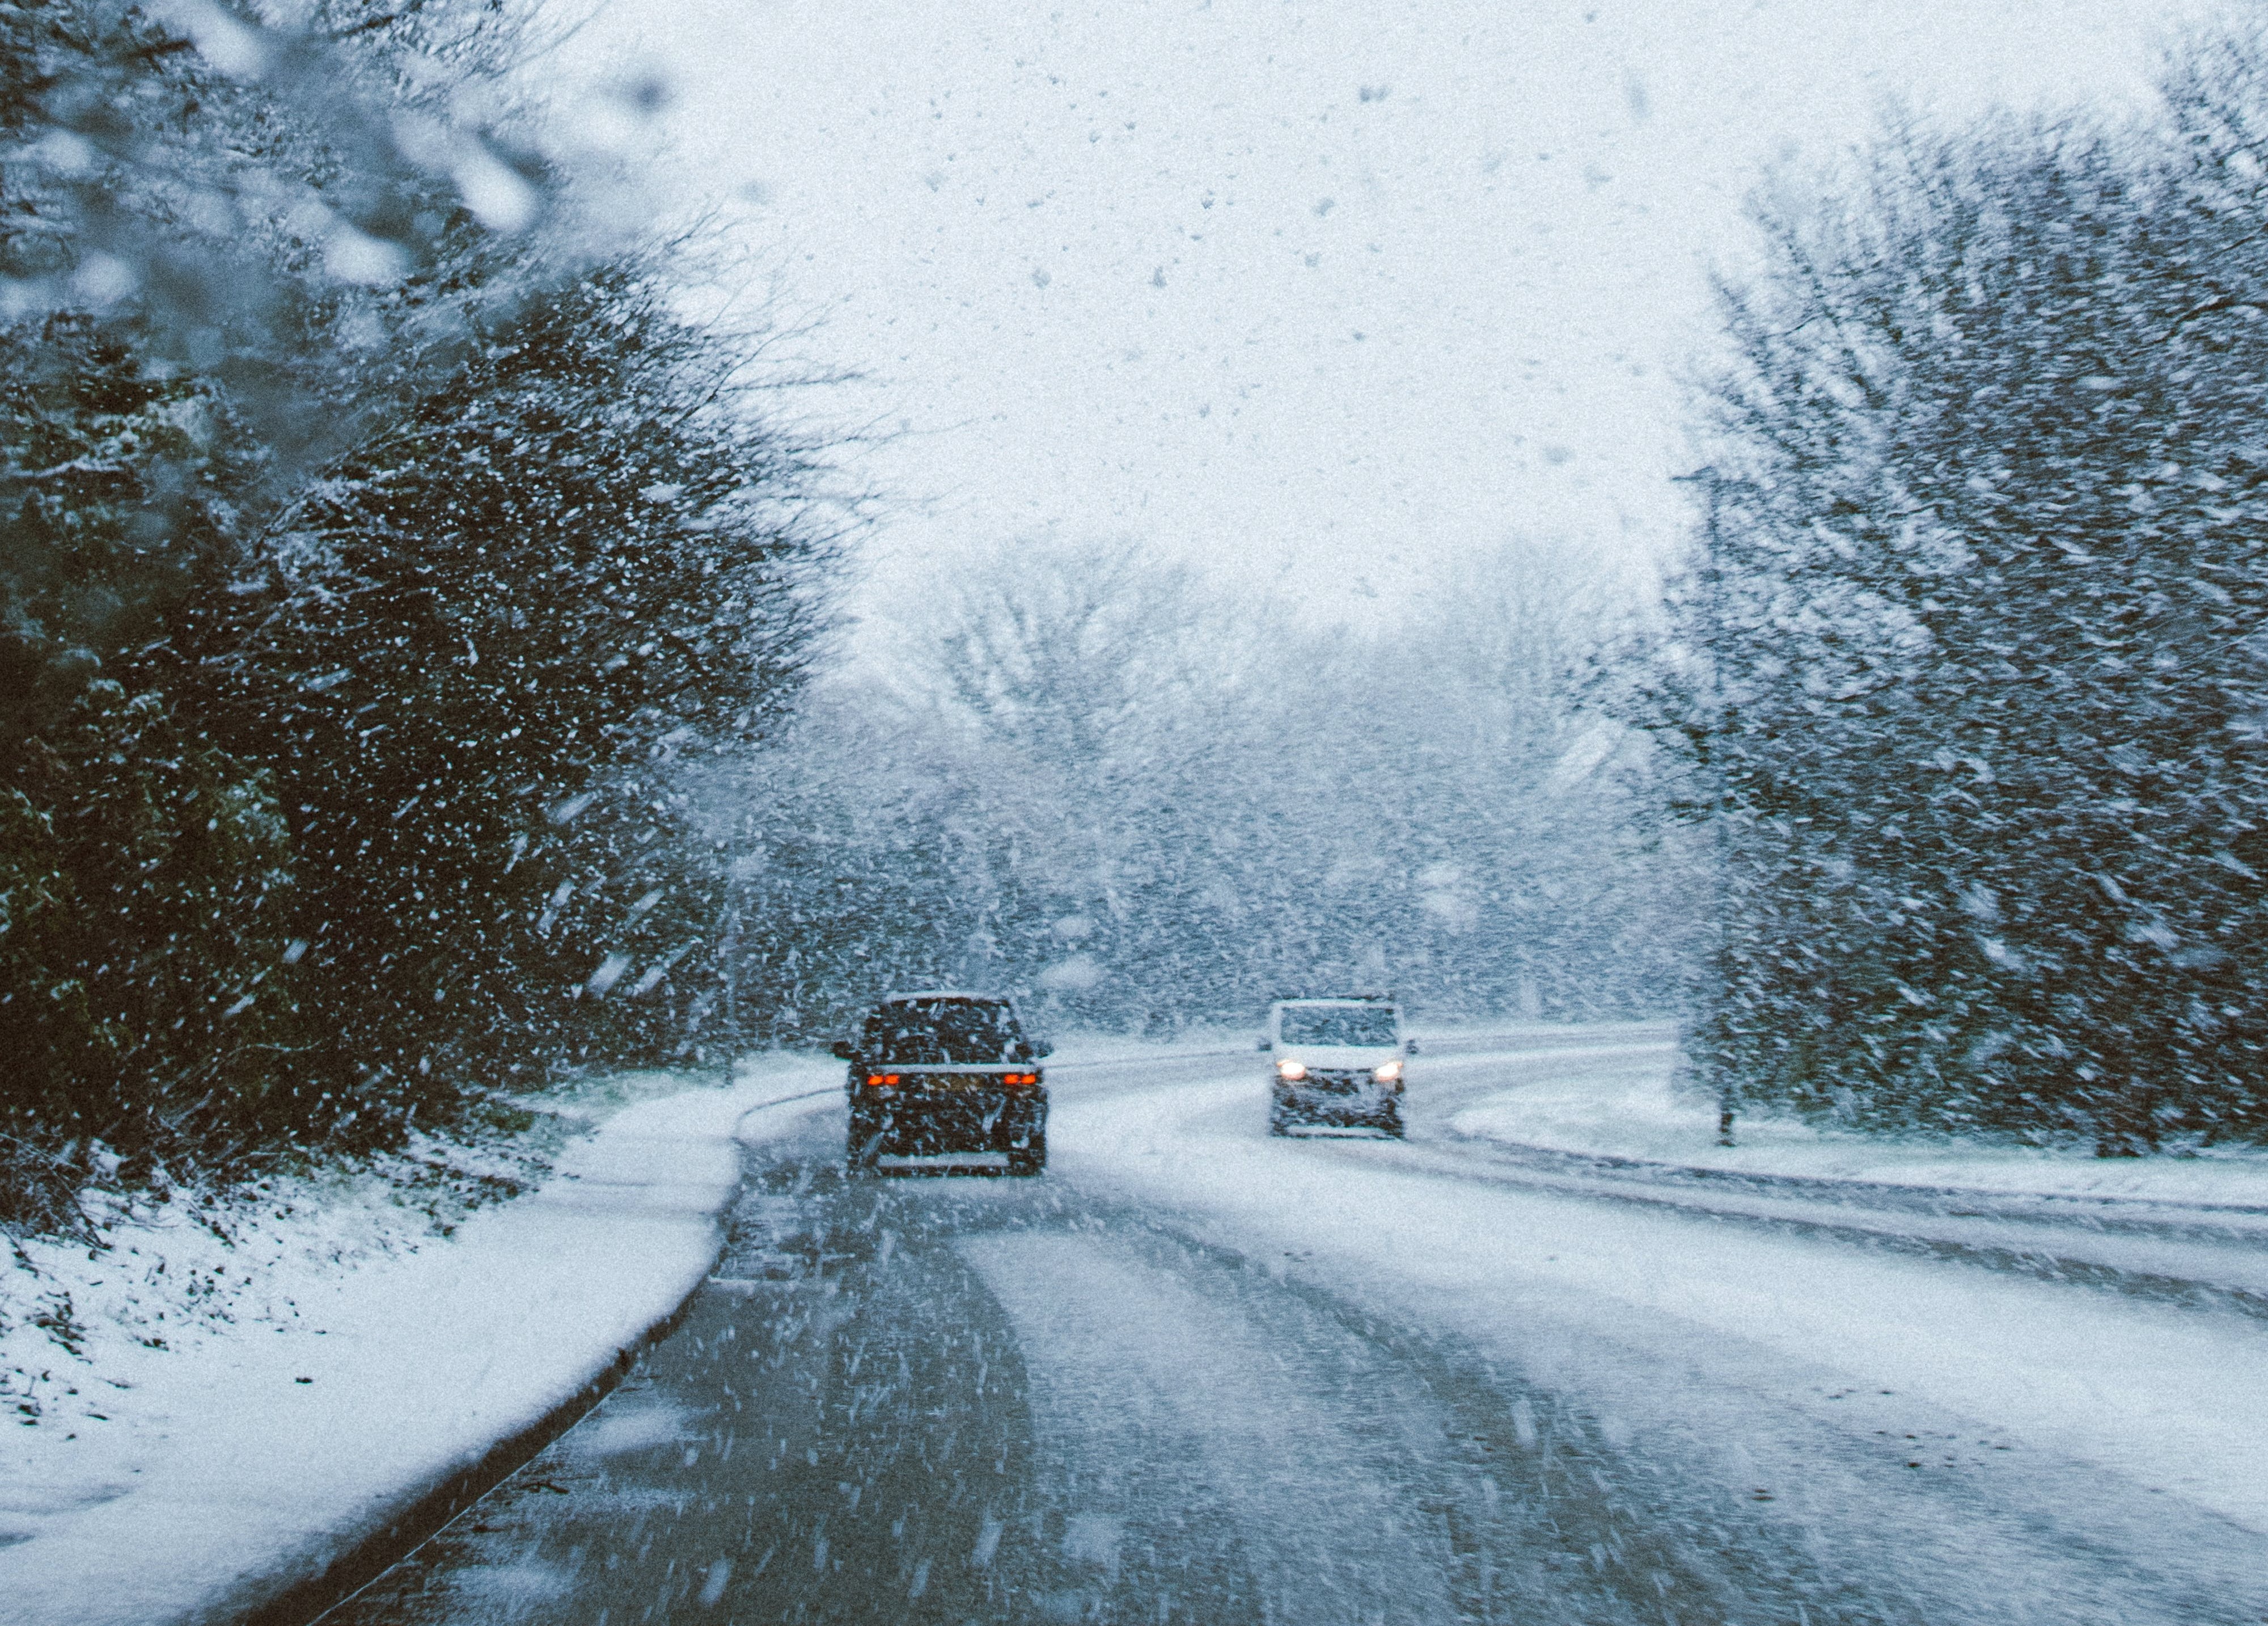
[1672,463,1740,1147]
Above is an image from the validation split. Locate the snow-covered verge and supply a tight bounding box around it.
[0,1054,838,1626]
[1448,1036,2268,1208]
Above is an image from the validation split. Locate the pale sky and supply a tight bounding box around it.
[547,0,2224,631]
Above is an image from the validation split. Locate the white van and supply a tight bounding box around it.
[1259,996,1412,1137]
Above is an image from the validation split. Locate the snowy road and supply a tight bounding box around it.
[325,1037,2268,1625]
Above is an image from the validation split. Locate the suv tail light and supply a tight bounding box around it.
[1002,1072,1040,1087]
[864,1073,901,1089]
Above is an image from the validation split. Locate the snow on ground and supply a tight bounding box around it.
[1444,1034,2268,1207]
[0,1055,837,1626]
[7,1025,2259,1625]
[1054,1068,2268,1539]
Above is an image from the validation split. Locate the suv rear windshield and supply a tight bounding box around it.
[1278,1004,1399,1046]
[861,999,1025,1065]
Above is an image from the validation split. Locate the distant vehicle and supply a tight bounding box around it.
[1259,996,1413,1137]
[831,991,1052,1174]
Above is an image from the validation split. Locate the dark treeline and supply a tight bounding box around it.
[2,1,837,1228]
[705,542,1696,1045]
[1652,30,2268,1150]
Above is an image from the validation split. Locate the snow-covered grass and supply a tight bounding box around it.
[1448,1040,2268,1207]
[2,1136,554,1443]
[0,1054,839,1626]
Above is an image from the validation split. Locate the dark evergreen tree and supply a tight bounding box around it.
[2,2,843,1226]
[1663,35,2268,1147]
[209,261,836,1121]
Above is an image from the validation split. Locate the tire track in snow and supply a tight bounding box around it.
[958,1230,1461,1626]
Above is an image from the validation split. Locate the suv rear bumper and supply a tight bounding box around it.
[849,1074,1047,1155]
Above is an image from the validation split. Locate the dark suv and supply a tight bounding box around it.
[831,991,1052,1174]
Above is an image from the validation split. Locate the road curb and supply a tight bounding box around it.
[216,1091,842,1626]
[231,1280,710,1626]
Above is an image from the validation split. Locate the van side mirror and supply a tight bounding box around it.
[1256,1037,1272,1051]
[1026,1038,1053,1060]
[830,1039,856,1061]
[1404,1038,1420,1056]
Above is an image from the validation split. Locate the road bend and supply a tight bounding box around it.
[321,1038,2268,1626]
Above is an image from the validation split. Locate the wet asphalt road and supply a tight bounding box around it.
[320,1050,2268,1626]
[323,1134,1741,1624]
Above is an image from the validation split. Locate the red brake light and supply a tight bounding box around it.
[864,1072,900,1088]
[1002,1072,1039,1086]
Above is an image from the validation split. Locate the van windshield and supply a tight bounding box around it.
[862,999,1024,1065]
[1277,1005,1399,1046]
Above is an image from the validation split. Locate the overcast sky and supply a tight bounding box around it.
[549,0,2225,632]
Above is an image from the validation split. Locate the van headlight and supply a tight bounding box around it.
[1373,1059,1403,1083]
[1276,1059,1308,1081]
